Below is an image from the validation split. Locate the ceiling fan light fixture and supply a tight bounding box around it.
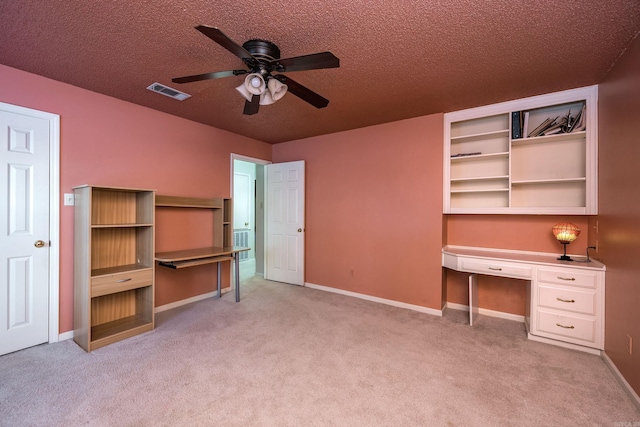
[268,78,287,101]
[236,74,265,101]
[245,73,266,95]
[260,78,288,105]
[173,25,339,114]
[260,91,275,106]
[236,83,254,101]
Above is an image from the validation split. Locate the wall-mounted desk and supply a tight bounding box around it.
[154,195,248,302]
[156,246,249,302]
[442,245,605,354]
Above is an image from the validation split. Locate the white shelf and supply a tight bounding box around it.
[451,129,509,144]
[451,175,509,182]
[511,130,586,146]
[511,177,586,185]
[444,85,598,214]
[450,152,509,161]
[451,188,509,194]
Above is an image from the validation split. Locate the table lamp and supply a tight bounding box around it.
[552,223,580,261]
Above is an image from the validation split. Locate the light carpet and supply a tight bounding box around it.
[1,276,639,426]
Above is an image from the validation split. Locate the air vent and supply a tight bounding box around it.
[146,82,191,101]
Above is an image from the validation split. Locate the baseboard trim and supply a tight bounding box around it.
[527,332,602,355]
[155,287,232,313]
[58,330,74,341]
[304,282,443,317]
[602,352,640,412]
[445,302,525,323]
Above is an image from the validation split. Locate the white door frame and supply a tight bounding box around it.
[1,102,60,343]
[230,154,271,281]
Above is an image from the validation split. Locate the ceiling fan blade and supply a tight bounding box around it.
[243,95,260,115]
[172,69,246,84]
[274,75,329,109]
[275,52,339,72]
[195,25,254,62]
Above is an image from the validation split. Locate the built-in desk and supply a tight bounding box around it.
[156,246,249,302]
[442,245,606,354]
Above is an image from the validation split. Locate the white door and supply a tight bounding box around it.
[265,161,305,285]
[234,172,252,230]
[0,107,52,355]
[233,168,255,269]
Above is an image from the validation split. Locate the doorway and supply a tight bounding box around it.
[231,155,306,286]
[231,155,268,280]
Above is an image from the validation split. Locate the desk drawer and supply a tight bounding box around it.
[535,309,596,345]
[537,268,598,289]
[537,285,596,316]
[91,269,153,297]
[460,259,532,279]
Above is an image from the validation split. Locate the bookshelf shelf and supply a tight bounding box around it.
[451,188,510,194]
[451,175,509,182]
[451,129,509,144]
[511,177,586,185]
[451,152,509,161]
[444,86,598,214]
[511,130,587,146]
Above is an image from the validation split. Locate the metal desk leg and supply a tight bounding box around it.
[217,262,221,298]
[235,253,240,302]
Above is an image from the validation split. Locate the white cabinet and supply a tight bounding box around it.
[529,266,604,350]
[444,86,598,214]
[443,246,605,353]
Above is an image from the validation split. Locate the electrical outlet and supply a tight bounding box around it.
[63,193,75,206]
[627,334,633,355]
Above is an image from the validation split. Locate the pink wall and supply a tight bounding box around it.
[272,115,445,310]
[598,34,640,395]
[0,64,272,334]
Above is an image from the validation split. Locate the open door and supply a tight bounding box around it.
[265,161,305,286]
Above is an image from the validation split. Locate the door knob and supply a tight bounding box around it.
[245,222,249,227]
[34,240,46,248]
[298,228,303,232]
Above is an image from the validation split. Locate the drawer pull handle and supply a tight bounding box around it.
[556,323,575,329]
[556,297,576,303]
[116,278,132,283]
[557,276,576,281]
[488,267,502,271]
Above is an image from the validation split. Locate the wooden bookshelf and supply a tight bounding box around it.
[73,185,155,352]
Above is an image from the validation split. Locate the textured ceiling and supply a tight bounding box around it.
[1,1,639,144]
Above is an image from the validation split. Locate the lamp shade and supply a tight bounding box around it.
[236,73,266,101]
[552,223,580,243]
[259,78,288,105]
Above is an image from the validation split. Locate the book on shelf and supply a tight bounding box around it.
[512,111,522,139]
[522,112,530,137]
[525,104,587,137]
[569,105,586,132]
[451,152,482,158]
[527,117,557,137]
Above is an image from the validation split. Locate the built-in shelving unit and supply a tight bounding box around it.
[444,86,598,214]
[73,185,155,352]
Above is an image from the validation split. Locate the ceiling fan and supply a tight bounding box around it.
[172,25,340,115]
